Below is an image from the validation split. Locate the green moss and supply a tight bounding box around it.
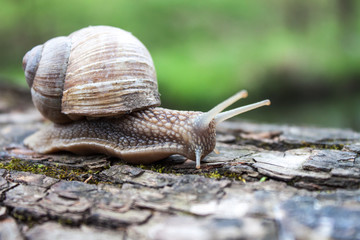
[302,143,344,150]
[12,212,27,221]
[138,164,146,169]
[199,170,247,182]
[58,218,76,226]
[136,161,251,182]
[326,144,344,150]
[150,165,166,173]
[223,172,247,183]
[204,171,222,179]
[0,158,107,185]
[12,211,37,228]
[137,163,180,175]
[255,140,345,152]
[259,176,267,182]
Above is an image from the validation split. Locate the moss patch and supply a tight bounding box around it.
[0,158,108,184]
[137,163,181,175]
[257,141,345,152]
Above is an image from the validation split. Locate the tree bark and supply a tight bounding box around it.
[0,84,360,240]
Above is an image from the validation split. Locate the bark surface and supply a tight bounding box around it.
[0,84,359,240]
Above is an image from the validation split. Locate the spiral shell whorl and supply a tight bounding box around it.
[24,36,72,124]
[23,45,43,88]
[23,25,160,123]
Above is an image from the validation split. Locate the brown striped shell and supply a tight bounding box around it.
[22,26,160,124]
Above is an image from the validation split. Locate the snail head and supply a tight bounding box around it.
[191,90,271,168]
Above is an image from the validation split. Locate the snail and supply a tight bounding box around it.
[22,25,270,169]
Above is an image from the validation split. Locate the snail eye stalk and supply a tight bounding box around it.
[195,90,270,129]
[215,99,271,124]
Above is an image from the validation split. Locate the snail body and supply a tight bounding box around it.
[23,26,270,168]
[25,108,216,164]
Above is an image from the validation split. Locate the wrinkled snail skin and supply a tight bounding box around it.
[22,25,271,168]
[24,108,216,164]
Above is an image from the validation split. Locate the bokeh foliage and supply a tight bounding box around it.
[0,0,359,129]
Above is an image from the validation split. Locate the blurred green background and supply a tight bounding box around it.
[1,0,360,130]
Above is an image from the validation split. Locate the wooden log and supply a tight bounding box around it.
[1,85,360,239]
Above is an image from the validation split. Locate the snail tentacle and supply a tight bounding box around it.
[215,99,271,124]
[194,90,270,130]
[195,148,202,169]
[195,90,248,130]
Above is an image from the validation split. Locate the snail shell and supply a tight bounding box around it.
[23,26,160,123]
